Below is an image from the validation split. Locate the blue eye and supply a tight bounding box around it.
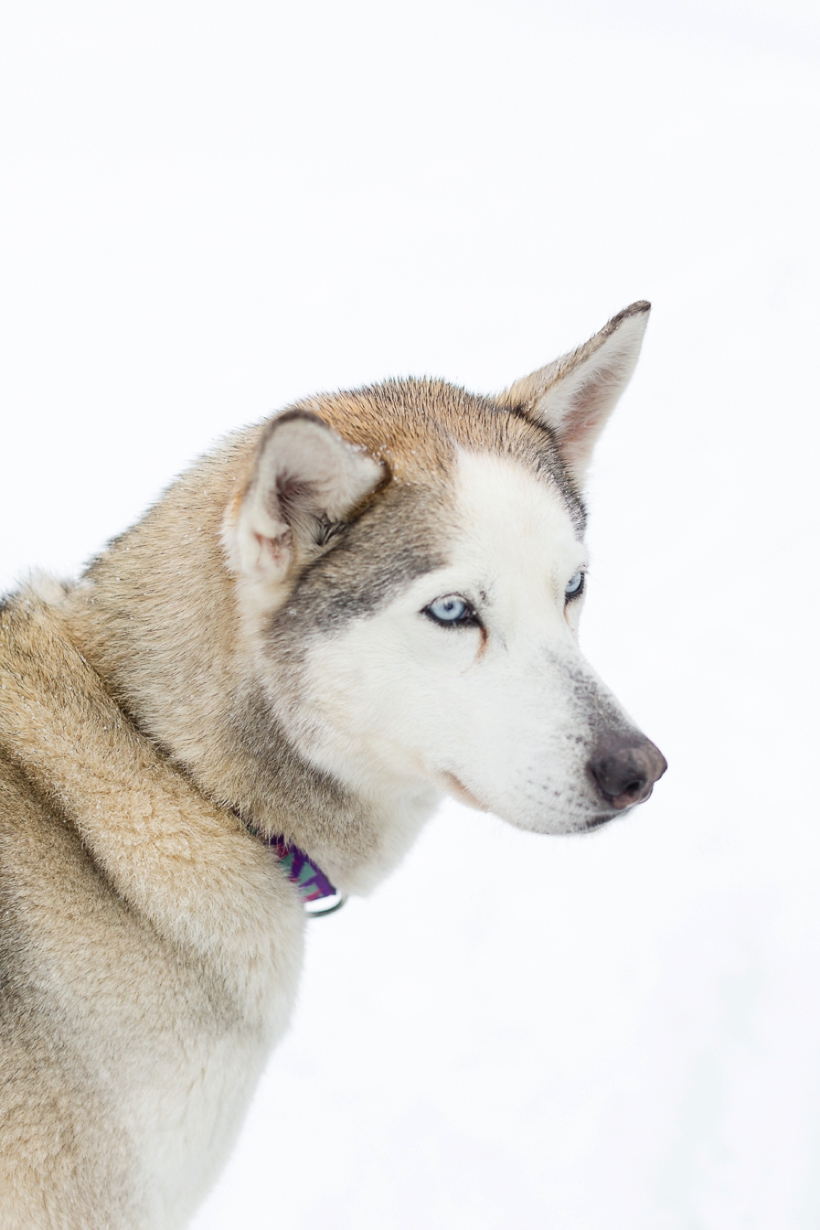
[424,594,477,627]
[565,571,585,600]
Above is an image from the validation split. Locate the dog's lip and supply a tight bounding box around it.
[585,784,657,829]
[583,812,619,831]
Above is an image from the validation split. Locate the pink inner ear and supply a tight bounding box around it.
[560,365,624,445]
[500,303,650,482]
[254,529,292,571]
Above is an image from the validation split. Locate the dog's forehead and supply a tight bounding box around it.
[304,377,586,534]
[268,381,587,645]
[454,448,585,570]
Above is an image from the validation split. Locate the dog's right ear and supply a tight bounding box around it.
[223,411,386,584]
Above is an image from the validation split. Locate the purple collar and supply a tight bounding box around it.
[264,835,345,917]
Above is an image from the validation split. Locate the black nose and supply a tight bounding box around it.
[588,736,667,810]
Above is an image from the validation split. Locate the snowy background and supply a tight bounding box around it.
[2,1,819,1227]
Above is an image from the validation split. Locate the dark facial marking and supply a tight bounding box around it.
[267,481,447,657]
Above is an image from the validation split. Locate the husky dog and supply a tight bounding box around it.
[0,302,665,1228]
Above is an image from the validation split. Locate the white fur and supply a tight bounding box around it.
[272,449,633,858]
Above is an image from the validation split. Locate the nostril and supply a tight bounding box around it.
[589,756,646,806]
[588,736,666,810]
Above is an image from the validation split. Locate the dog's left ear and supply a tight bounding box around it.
[224,410,386,584]
[499,301,650,483]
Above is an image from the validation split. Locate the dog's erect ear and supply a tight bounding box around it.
[499,301,650,482]
[224,411,386,582]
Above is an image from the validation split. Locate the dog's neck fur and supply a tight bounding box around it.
[60,432,438,897]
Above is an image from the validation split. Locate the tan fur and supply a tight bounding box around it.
[0,303,655,1227]
[0,591,305,1227]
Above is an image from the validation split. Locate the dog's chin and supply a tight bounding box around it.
[435,773,621,835]
[512,798,631,835]
[476,803,620,837]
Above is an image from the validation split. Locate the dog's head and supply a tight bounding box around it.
[222,302,666,835]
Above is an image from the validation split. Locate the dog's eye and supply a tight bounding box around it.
[424,595,478,627]
[565,571,585,601]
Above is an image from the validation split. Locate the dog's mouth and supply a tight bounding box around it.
[583,813,619,832]
[438,771,489,812]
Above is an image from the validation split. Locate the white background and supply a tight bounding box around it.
[2,2,819,1227]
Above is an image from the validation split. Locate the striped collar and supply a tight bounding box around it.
[263,834,345,917]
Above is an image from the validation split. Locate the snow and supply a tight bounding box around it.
[1,1,819,1226]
